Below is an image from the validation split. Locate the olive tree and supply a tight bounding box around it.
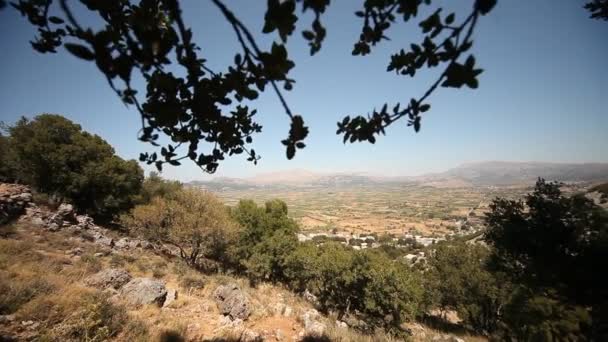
[123,189,240,268]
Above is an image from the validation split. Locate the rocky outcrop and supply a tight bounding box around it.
[213,283,252,321]
[301,309,326,336]
[0,184,32,224]
[120,278,167,306]
[85,268,132,290]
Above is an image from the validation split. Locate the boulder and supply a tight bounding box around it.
[76,215,95,229]
[66,247,84,256]
[240,329,262,342]
[120,278,167,306]
[56,203,76,221]
[163,288,178,308]
[301,309,326,336]
[114,238,130,249]
[213,283,251,321]
[85,268,132,290]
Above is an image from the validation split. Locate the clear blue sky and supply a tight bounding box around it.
[1,1,607,181]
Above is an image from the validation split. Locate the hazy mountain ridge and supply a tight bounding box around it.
[189,161,608,189]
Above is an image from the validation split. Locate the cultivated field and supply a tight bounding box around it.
[209,184,534,237]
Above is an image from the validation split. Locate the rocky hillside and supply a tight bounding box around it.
[0,184,483,341]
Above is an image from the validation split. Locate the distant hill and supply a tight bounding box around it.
[434,161,608,186]
[189,162,608,190]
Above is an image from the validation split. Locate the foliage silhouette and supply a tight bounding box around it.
[586,0,608,20]
[484,178,607,340]
[9,0,497,173]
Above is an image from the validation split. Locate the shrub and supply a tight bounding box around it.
[231,199,300,280]
[3,114,143,220]
[502,289,591,341]
[425,241,507,333]
[123,189,240,268]
[284,243,423,329]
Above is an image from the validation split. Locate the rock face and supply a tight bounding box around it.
[213,283,252,321]
[0,184,32,224]
[85,268,132,290]
[120,278,167,306]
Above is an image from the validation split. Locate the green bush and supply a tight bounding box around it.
[2,114,143,220]
[284,243,423,329]
[502,289,591,341]
[425,241,507,333]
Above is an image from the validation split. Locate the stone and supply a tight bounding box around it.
[66,247,84,256]
[95,236,114,247]
[301,309,326,336]
[47,222,60,232]
[240,329,261,342]
[31,217,45,226]
[76,215,95,229]
[336,320,348,328]
[85,268,132,290]
[219,316,243,328]
[213,283,252,321]
[56,203,75,220]
[0,314,16,324]
[120,278,167,306]
[114,238,130,249]
[163,288,178,308]
[11,192,32,202]
[303,289,318,303]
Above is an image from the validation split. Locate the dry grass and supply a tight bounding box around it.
[0,222,488,342]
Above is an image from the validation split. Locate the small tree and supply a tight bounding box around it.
[231,199,298,266]
[123,189,239,268]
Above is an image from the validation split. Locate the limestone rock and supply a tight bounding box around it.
[163,288,178,308]
[85,268,132,290]
[301,309,326,336]
[240,328,262,342]
[56,203,76,221]
[213,283,251,321]
[120,278,167,306]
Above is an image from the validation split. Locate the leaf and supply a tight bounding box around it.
[48,16,64,24]
[302,30,315,40]
[65,43,95,61]
[445,13,455,25]
[286,144,296,159]
[475,0,497,15]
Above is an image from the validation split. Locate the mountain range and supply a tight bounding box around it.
[189,161,608,190]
